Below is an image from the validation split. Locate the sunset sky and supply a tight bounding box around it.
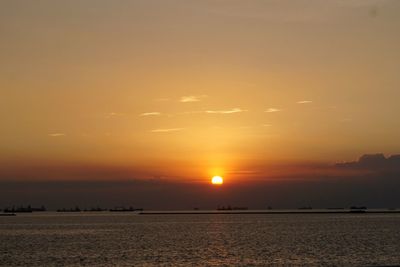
[1,1,400,208]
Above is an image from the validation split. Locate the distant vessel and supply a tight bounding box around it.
[57,206,81,212]
[0,213,16,216]
[83,207,107,212]
[109,207,143,212]
[350,206,367,210]
[350,210,366,213]
[350,206,367,213]
[298,206,313,210]
[217,205,248,211]
[3,205,46,213]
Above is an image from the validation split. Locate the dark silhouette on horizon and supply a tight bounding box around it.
[1,153,400,210]
[336,153,400,170]
[3,205,46,213]
[109,206,143,212]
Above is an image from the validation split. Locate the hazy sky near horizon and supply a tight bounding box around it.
[1,0,400,183]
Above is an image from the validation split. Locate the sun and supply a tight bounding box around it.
[211,176,223,185]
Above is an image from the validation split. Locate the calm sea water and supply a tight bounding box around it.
[1,212,400,266]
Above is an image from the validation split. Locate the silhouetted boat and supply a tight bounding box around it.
[298,206,313,210]
[83,207,107,212]
[217,205,248,211]
[3,205,46,213]
[4,207,31,213]
[350,210,366,213]
[350,206,367,210]
[109,207,143,212]
[57,206,81,212]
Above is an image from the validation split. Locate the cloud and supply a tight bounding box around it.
[336,154,400,171]
[48,133,65,137]
[228,170,261,175]
[140,112,161,116]
[105,112,125,119]
[297,100,313,104]
[265,108,281,113]
[150,128,184,133]
[205,108,246,114]
[180,95,208,103]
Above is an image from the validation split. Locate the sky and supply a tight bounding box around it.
[1,0,400,209]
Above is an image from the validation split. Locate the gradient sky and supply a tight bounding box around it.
[1,1,400,208]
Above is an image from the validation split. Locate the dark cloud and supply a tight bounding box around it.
[336,154,400,171]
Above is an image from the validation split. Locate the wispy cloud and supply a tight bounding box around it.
[205,108,246,114]
[150,128,184,133]
[265,108,282,113]
[297,100,313,104]
[180,95,208,103]
[48,133,65,137]
[228,170,260,175]
[140,112,161,116]
[262,124,272,127]
[105,112,125,119]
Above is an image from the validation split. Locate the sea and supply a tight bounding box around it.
[1,212,400,266]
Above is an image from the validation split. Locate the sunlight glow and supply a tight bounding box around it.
[211,176,224,185]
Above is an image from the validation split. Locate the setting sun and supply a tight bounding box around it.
[2,1,400,265]
[211,176,224,185]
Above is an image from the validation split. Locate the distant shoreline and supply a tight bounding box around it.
[2,209,400,216]
[139,210,400,215]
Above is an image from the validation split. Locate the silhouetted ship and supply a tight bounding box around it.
[83,207,107,212]
[350,210,366,213]
[217,205,248,211]
[0,213,16,216]
[298,206,313,210]
[3,205,46,213]
[57,206,81,212]
[109,206,143,212]
[350,206,367,210]
[350,206,367,213]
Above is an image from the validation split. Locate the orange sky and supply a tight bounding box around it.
[1,0,400,183]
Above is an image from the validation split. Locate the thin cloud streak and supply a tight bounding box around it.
[180,95,208,103]
[150,128,184,133]
[105,112,125,119]
[297,100,313,104]
[205,108,246,114]
[140,112,161,116]
[265,108,281,113]
[48,133,66,137]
